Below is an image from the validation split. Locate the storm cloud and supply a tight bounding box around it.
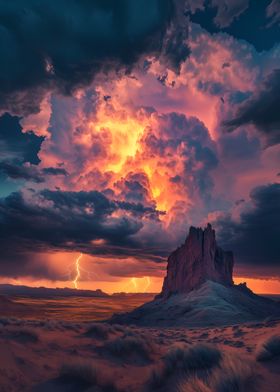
[0,189,164,277]
[0,113,44,164]
[187,0,280,51]
[0,113,67,184]
[224,69,280,146]
[0,0,190,115]
[185,0,249,28]
[214,183,280,269]
[266,0,280,26]
[0,161,68,183]
[210,0,250,28]
[0,1,279,285]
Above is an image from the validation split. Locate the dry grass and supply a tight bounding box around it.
[174,354,257,392]
[148,347,259,392]
[60,358,120,391]
[60,359,97,384]
[104,334,153,361]
[211,354,258,392]
[255,334,280,361]
[177,377,212,392]
[7,327,39,343]
[84,322,113,340]
[148,344,222,391]
[164,343,222,373]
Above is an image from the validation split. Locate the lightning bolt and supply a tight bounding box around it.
[127,276,151,292]
[131,277,137,290]
[73,253,82,289]
[143,276,151,292]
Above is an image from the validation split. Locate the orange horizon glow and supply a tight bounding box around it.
[233,277,280,295]
[1,275,280,295]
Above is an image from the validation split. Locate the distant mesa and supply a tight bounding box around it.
[0,284,109,298]
[110,224,280,327]
[0,284,155,299]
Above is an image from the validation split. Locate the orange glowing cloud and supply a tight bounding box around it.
[11,22,278,295]
[33,91,211,235]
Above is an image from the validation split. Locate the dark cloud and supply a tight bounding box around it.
[210,0,249,28]
[0,189,164,277]
[185,0,249,28]
[188,0,280,51]
[214,183,280,268]
[0,162,44,183]
[160,15,190,73]
[197,80,224,96]
[113,172,153,207]
[222,62,231,69]
[218,130,260,161]
[0,113,68,184]
[266,0,280,27]
[0,0,189,115]
[157,73,168,86]
[0,162,68,183]
[42,167,68,176]
[184,0,205,14]
[169,175,181,184]
[224,69,280,146]
[0,113,44,164]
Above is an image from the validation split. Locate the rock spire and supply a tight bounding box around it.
[160,223,234,298]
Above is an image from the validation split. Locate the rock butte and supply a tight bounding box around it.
[109,223,280,326]
[159,223,234,298]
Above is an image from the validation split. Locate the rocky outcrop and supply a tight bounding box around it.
[109,280,280,327]
[159,224,234,298]
[109,223,280,327]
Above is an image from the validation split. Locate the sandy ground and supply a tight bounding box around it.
[1,294,154,321]
[0,296,280,392]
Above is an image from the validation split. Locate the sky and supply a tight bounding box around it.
[0,0,279,294]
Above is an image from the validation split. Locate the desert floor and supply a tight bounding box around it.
[0,295,280,392]
[1,294,155,322]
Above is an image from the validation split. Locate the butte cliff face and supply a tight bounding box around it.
[160,223,234,298]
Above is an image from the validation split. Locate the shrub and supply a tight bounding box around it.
[148,344,221,391]
[211,355,258,392]
[104,335,152,361]
[148,367,167,390]
[177,377,211,392]
[84,322,113,340]
[0,317,23,326]
[9,327,39,343]
[60,321,81,331]
[173,353,258,392]
[43,320,63,331]
[0,317,11,326]
[60,359,97,385]
[164,344,222,373]
[60,359,120,391]
[255,334,280,361]
[112,324,127,333]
